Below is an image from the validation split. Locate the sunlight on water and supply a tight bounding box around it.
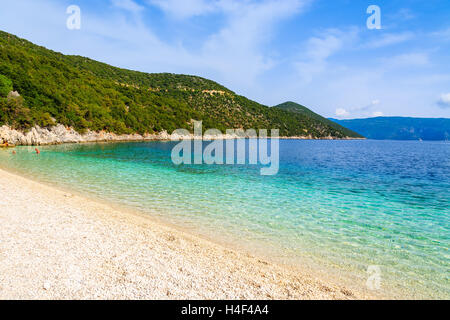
[1,140,449,298]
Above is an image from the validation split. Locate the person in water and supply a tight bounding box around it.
[35,148,40,154]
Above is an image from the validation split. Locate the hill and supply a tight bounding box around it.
[330,117,450,140]
[274,101,362,138]
[0,30,361,139]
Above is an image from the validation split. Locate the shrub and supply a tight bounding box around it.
[0,74,13,97]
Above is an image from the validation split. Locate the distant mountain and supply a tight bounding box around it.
[274,102,362,138]
[0,30,361,139]
[330,117,450,141]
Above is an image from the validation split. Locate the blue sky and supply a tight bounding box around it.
[1,0,450,118]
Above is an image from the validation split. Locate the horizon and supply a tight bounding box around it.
[0,0,449,120]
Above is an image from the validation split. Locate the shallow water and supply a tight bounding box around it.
[0,140,449,298]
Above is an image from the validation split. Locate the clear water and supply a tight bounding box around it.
[0,140,449,298]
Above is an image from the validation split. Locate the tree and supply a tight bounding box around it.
[0,74,13,97]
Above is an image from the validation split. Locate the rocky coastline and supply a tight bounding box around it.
[0,124,362,146]
[0,124,171,146]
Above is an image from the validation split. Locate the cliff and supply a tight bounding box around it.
[0,124,171,146]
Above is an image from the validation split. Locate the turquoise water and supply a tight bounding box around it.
[0,140,449,298]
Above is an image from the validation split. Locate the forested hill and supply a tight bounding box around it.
[274,101,361,138]
[0,30,361,138]
[330,117,450,141]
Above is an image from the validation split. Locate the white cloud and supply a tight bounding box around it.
[198,0,309,86]
[383,53,430,68]
[335,108,349,117]
[335,100,382,119]
[430,27,450,41]
[295,28,358,83]
[396,8,415,20]
[147,0,217,19]
[111,0,144,13]
[437,93,450,108]
[306,32,343,61]
[365,32,414,49]
[388,8,415,21]
[352,100,381,113]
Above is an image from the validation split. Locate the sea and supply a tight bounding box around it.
[0,139,448,298]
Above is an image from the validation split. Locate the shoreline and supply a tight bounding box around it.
[0,124,364,146]
[0,167,379,299]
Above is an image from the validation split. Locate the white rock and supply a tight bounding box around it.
[43,281,51,290]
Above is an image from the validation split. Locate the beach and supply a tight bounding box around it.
[0,168,374,299]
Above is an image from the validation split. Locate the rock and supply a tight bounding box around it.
[0,124,154,145]
[0,123,348,146]
[7,91,20,99]
[43,281,51,290]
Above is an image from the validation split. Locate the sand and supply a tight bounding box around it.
[0,168,376,299]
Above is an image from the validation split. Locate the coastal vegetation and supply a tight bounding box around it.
[274,101,361,138]
[0,30,361,138]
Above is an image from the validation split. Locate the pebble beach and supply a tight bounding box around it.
[0,168,373,300]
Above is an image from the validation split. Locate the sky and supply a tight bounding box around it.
[0,0,450,119]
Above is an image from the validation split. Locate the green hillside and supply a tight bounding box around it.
[275,101,362,138]
[274,101,319,117]
[0,30,361,138]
